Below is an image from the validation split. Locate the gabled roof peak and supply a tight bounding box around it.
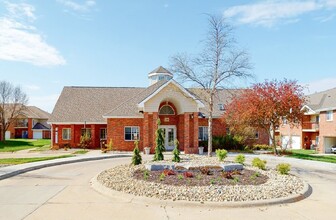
[149,66,172,76]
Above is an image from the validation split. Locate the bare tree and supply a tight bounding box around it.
[170,15,252,156]
[0,81,28,143]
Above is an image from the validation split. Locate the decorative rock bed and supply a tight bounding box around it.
[97,155,305,202]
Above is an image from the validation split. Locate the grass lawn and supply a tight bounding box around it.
[0,139,51,152]
[0,155,74,165]
[73,150,89,154]
[286,149,336,164]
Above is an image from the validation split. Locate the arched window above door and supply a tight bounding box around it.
[159,105,175,115]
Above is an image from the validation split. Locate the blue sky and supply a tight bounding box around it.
[0,0,336,112]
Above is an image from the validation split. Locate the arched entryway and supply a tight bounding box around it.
[158,102,178,150]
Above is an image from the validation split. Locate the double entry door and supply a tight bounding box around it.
[159,125,176,151]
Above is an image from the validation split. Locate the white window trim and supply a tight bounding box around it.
[159,105,175,115]
[198,126,208,141]
[124,126,140,141]
[100,128,107,140]
[326,110,333,121]
[62,128,71,140]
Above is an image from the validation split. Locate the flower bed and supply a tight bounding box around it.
[97,155,304,202]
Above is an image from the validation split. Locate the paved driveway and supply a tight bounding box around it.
[0,155,335,220]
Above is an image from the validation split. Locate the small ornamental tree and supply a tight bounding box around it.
[154,119,165,161]
[132,140,142,165]
[79,132,91,149]
[172,139,181,162]
[223,79,306,154]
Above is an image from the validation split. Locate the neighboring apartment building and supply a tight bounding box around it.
[278,87,336,153]
[48,66,269,153]
[4,106,51,140]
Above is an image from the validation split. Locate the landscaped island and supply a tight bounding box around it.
[97,155,305,202]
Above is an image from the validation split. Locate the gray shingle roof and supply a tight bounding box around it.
[149,66,173,76]
[306,87,336,112]
[49,86,145,123]
[49,81,242,123]
[188,88,243,117]
[103,80,169,117]
[23,106,50,119]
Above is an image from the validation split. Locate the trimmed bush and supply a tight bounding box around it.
[172,139,181,162]
[234,154,245,164]
[131,140,142,165]
[276,163,291,175]
[250,144,273,151]
[215,149,228,161]
[252,157,267,170]
[154,119,165,161]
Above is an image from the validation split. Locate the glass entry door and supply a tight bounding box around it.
[159,125,176,151]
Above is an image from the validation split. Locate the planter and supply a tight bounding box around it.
[198,146,204,155]
[144,147,150,155]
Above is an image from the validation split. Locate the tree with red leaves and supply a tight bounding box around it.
[223,79,306,154]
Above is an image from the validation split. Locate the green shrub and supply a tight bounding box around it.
[252,157,267,170]
[234,154,245,164]
[251,144,273,151]
[215,149,228,161]
[78,133,91,149]
[154,119,165,161]
[276,163,291,175]
[131,140,142,165]
[143,170,149,180]
[172,139,181,162]
[159,173,165,181]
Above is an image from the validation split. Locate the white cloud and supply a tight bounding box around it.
[5,1,36,21]
[0,2,66,66]
[224,0,336,27]
[57,0,96,12]
[29,94,60,113]
[302,77,336,94]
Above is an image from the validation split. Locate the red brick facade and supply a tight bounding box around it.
[277,110,336,153]
[3,118,51,140]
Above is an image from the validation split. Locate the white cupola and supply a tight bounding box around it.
[148,66,173,85]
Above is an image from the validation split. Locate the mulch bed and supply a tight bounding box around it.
[133,167,268,187]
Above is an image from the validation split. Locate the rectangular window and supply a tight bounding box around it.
[124,126,139,141]
[282,117,288,125]
[254,131,259,139]
[218,103,225,111]
[100,128,107,140]
[198,126,208,141]
[62,128,71,140]
[81,128,91,138]
[326,111,333,121]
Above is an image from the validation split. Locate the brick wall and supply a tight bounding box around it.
[318,110,336,152]
[107,118,144,151]
[52,124,107,149]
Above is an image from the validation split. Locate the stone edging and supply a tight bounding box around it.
[0,154,131,180]
[91,174,312,208]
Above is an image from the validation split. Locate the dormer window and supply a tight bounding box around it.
[218,104,225,111]
[159,105,175,115]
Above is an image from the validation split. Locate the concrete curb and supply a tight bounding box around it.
[91,174,312,208]
[0,154,131,180]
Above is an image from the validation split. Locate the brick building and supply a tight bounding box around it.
[49,66,269,153]
[2,106,51,140]
[277,87,336,153]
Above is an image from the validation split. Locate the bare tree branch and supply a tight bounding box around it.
[0,81,28,143]
[170,14,253,156]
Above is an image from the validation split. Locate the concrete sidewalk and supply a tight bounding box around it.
[0,152,132,180]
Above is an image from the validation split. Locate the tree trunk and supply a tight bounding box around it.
[1,127,5,144]
[208,94,214,157]
[271,123,277,155]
